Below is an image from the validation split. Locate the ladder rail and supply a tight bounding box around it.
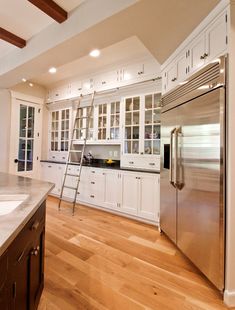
[58,92,96,214]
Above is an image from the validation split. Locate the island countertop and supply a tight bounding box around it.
[0,172,54,256]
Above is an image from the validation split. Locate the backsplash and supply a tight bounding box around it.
[74,144,121,160]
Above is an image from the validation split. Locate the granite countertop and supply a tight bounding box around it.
[40,159,160,174]
[0,172,54,256]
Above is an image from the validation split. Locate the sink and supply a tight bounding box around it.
[0,194,29,216]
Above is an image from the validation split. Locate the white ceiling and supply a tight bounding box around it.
[0,0,220,89]
[33,36,154,87]
[0,0,84,57]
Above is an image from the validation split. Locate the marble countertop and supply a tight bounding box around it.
[0,172,54,256]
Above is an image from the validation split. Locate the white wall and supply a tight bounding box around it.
[0,90,11,173]
[224,1,235,307]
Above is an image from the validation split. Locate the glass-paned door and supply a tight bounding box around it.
[51,111,59,151]
[124,96,140,154]
[98,103,107,140]
[144,93,161,155]
[110,101,120,140]
[18,104,35,172]
[61,109,70,151]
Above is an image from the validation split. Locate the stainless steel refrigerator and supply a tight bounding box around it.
[160,56,226,291]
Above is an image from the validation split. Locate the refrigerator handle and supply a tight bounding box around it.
[175,126,184,190]
[170,128,176,187]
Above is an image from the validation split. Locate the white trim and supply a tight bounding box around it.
[161,0,230,70]
[10,91,44,105]
[224,290,235,307]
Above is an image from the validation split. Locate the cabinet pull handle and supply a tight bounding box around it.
[129,161,134,164]
[204,53,208,59]
[90,195,95,198]
[200,55,205,60]
[13,282,16,299]
[135,177,141,179]
[171,77,177,82]
[91,171,95,173]
[149,163,155,166]
[48,165,52,168]
[31,220,40,231]
[91,181,95,184]
[102,81,106,85]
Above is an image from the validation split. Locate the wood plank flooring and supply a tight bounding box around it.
[38,196,233,310]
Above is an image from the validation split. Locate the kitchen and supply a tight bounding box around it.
[1,0,235,309]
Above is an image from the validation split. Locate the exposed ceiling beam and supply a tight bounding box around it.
[0,27,26,48]
[28,0,68,23]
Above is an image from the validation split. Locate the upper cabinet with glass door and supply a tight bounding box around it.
[49,108,71,161]
[124,97,140,155]
[74,106,94,142]
[110,101,121,141]
[121,92,161,171]
[144,93,161,156]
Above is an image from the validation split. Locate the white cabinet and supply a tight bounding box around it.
[103,170,121,209]
[162,8,228,94]
[95,70,119,91]
[205,10,228,63]
[121,92,161,171]
[138,173,160,221]
[49,108,72,160]
[89,168,105,205]
[40,163,160,224]
[121,172,139,215]
[189,32,206,74]
[40,162,63,195]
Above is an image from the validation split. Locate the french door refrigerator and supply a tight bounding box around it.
[160,56,226,291]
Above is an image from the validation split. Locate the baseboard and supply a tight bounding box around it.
[224,290,235,307]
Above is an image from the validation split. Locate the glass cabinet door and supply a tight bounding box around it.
[144,93,161,155]
[110,101,120,140]
[18,104,35,172]
[87,106,94,140]
[60,109,70,151]
[51,111,59,151]
[124,96,140,154]
[98,103,107,140]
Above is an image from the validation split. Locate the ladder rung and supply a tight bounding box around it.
[69,150,82,153]
[76,116,89,120]
[59,197,75,203]
[63,185,77,190]
[68,162,81,165]
[66,173,80,177]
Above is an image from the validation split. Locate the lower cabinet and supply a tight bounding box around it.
[40,162,62,195]
[40,163,160,223]
[0,201,45,310]
[103,170,122,209]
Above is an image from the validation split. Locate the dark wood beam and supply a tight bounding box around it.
[0,27,26,48]
[28,0,68,23]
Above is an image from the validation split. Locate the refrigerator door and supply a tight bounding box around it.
[160,108,178,243]
[176,87,225,290]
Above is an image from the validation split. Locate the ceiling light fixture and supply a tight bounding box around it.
[49,67,57,74]
[22,78,27,82]
[89,49,100,58]
[29,83,34,87]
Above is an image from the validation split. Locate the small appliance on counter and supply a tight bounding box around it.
[83,152,94,165]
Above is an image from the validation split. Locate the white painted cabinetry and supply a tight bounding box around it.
[40,162,63,195]
[103,170,121,209]
[121,92,161,171]
[40,163,160,224]
[162,8,228,94]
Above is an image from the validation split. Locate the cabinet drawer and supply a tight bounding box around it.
[121,156,160,171]
[8,203,46,264]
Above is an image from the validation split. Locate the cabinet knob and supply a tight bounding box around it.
[31,247,40,256]
[31,220,40,231]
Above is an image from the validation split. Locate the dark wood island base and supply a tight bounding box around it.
[0,201,46,310]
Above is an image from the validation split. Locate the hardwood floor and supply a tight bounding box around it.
[38,196,233,310]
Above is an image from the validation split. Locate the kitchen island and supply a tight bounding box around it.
[0,172,54,309]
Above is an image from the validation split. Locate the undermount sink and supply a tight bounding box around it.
[0,194,29,216]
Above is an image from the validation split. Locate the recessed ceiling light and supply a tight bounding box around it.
[29,83,34,87]
[49,67,57,74]
[22,78,27,82]
[89,49,100,58]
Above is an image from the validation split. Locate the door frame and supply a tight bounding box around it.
[9,92,43,179]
